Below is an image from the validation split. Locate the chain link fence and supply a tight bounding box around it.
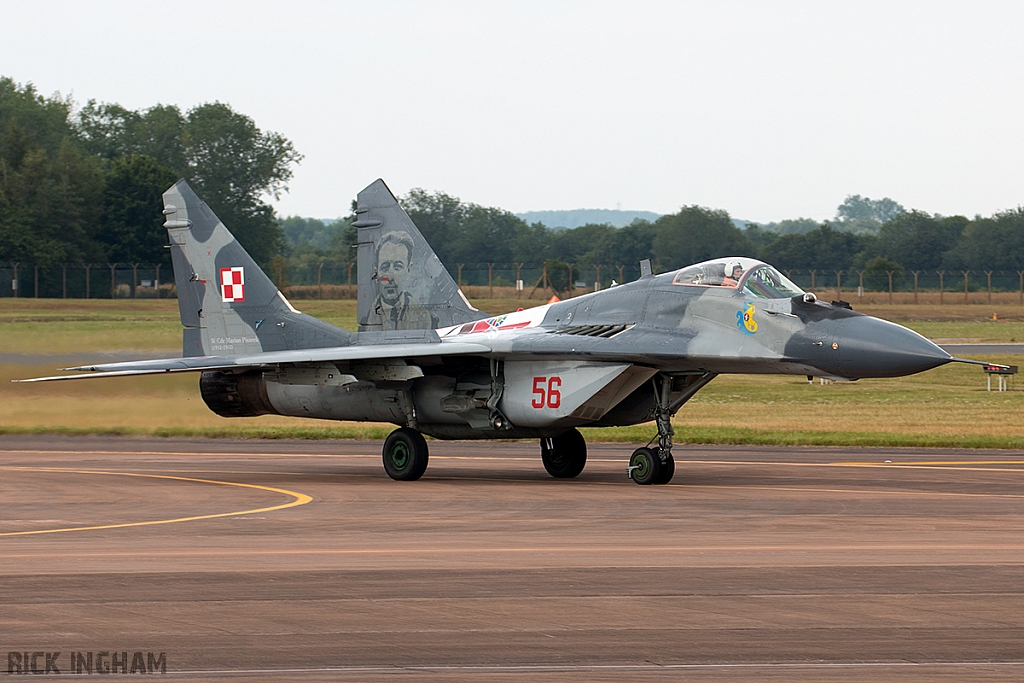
[3,262,1024,303]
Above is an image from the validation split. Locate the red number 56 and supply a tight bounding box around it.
[531,376,562,409]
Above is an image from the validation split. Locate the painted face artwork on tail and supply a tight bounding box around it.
[366,230,438,330]
[737,302,758,335]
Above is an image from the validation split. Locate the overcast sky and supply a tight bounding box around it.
[3,0,1022,222]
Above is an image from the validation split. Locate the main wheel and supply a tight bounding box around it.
[382,428,429,481]
[541,428,587,478]
[628,447,661,485]
[654,452,675,485]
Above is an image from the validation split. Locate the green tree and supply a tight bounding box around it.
[595,219,656,270]
[96,155,179,264]
[402,188,466,260]
[0,79,104,265]
[863,256,904,291]
[550,223,616,267]
[77,102,188,172]
[951,208,1024,270]
[510,221,552,264]
[875,210,966,271]
[772,218,820,235]
[836,194,905,224]
[760,225,872,271]
[77,99,300,265]
[402,189,541,270]
[651,206,750,270]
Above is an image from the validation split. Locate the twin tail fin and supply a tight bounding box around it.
[354,179,487,332]
[162,180,351,357]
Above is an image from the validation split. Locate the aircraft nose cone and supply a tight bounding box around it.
[837,316,951,378]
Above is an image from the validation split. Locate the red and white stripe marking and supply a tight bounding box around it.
[220,267,245,303]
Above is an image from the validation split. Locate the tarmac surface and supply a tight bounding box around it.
[3,435,1024,681]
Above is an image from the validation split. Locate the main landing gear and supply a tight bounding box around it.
[540,428,587,478]
[382,427,429,481]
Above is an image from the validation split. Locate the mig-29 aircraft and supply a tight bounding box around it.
[18,179,981,485]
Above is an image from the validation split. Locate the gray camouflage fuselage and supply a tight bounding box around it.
[22,179,954,445]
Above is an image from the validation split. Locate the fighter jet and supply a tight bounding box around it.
[17,179,984,485]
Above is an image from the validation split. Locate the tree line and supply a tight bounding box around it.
[282,191,1024,287]
[3,75,1024,292]
[0,77,297,269]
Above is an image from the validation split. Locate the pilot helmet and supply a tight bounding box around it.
[726,261,743,278]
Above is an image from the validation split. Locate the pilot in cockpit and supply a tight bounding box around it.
[722,262,744,287]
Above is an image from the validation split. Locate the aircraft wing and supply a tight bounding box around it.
[14,341,493,383]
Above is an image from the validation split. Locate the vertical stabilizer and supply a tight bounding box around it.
[163,180,351,356]
[355,179,488,332]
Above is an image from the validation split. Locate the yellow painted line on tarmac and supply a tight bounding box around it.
[683,483,1024,500]
[0,466,312,537]
[0,448,371,459]
[841,460,1024,466]
[680,459,1024,474]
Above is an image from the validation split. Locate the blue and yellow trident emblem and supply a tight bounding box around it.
[737,302,758,335]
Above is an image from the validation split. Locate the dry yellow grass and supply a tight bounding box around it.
[4,299,1024,446]
[5,357,1024,444]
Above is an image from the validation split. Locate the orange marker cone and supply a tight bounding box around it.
[548,295,560,304]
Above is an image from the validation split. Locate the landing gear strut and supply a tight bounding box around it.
[628,374,675,485]
[541,428,587,478]
[627,372,716,485]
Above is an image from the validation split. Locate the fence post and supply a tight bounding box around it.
[317,262,323,300]
[109,263,117,299]
[618,265,625,285]
[567,264,574,295]
[835,270,842,300]
[986,271,993,304]
[85,264,91,299]
[963,270,970,304]
[858,270,864,298]
[938,270,944,304]
[132,263,139,298]
[62,263,67,299]
[155,264,161,298]
[1019,271,1023,305]
[887,271,894,304]
[34,264,39,298]
[542,262,549,293]
[810,269,816,290]
[457,263,463,287]
[913,271,919,304]
[516,263,522,299]
[595,264,602,292]
[488,263,493,299]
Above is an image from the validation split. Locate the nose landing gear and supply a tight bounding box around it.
[627,372,714,485]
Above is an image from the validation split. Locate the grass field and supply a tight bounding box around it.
[3,298,1024,448]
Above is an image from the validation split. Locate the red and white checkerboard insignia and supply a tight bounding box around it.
[220,267,245,303]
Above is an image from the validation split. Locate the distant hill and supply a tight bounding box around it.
[515,209,662,230]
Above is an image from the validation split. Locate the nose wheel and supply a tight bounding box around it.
[628,448,674,485]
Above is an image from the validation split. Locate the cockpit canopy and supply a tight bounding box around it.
[671,257,805,299]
